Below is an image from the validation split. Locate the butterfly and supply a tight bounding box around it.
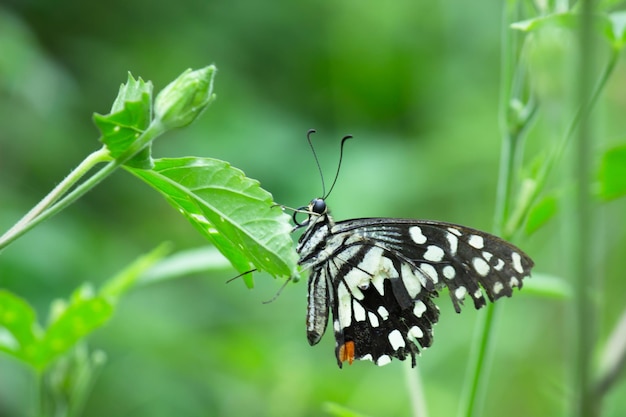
[291,131,534,368]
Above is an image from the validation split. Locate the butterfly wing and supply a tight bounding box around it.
[315,218,534,367]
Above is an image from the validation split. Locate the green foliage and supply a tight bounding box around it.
[2,1,626,417]
[598,143,626,201]
[0,244,167,371]
[0,288,111,371]
[525,193,559,235]
[93,74,154,169]
[0,66,298,416]
[128,158,297,286]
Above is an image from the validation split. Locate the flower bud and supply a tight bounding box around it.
[154,66,216,130]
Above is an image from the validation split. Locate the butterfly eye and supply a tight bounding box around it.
[310,198,327,214]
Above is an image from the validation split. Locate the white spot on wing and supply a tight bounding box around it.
[455,286,467,300]
[511,252,524,274]
[343,269,366,301]
[468,235,484,249]
[401,264,422,297]
[448,227,462,236]
[473,289,482,299]
[443,265,456,279]
[419,263,439,284]
[353,300,367,322]
[409,226,427,244]
[368,312,380,328]
[482,251,493,261]
[446,232,458,255]
[424,245,445,262]
[388,329,406,350]
[472,257,490,277]
[376,355,392,366]
[493,281,504,294]
[494,258,505,271]
[337,284,352,328]
[413,300,427,318]
[377,306,389,320]
[408,326,424,340]
[510,277,520,287]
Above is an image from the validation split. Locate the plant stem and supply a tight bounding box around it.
[459,4,525,417]
[460,303,497,417]
[0,120,167,252]
[404,362,428,417]
[504,47,619,238]
[0,148,112,251]
[573,1,596,415]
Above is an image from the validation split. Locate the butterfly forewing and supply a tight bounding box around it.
[296,201,534,368]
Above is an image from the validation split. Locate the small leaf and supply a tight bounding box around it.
[525,193,559,235]
[93,73,154,169]
[511,12,579,32]
[605,11,626,49]
[0,290,41,361]
[512,11,620,48]
[522,273,572,300]
[599,143,626,201]
[127,157,298,286]
[37,294,114,369]
[137,246,232,286]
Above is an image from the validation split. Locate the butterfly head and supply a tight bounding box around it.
[292,198,329,230]
[309,198,327,215]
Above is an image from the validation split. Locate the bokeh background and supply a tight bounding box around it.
[1,1,626,416]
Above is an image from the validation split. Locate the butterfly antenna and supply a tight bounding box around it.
[324,135,353,199]
[306,129,326,198]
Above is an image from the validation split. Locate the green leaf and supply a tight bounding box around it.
[93,73,154,169]
[127,157,298,286]
[137,246,232,286]
[604,11,626,49]
[37,288,114,370]
[511,12,580,32]
[599,143,626,201]
[512,11,626,50]
[0,288,113,370]
[522,273,572,300]
[525,193,559,235]
[0,290,42,362]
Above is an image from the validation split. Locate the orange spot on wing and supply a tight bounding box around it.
[339,341,355,365]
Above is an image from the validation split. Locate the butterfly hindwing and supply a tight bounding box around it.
[315,240,440,367]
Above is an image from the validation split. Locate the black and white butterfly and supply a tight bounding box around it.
[292,131,534,368]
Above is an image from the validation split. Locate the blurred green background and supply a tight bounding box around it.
[1,1,626,416]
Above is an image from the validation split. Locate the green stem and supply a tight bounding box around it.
[0,148,112,251]
[460,303,497,417]
[459,4,524,417]
[404,362,428,417]
[504,47,619,238]
[574,1,596,415]
[0,120,167,252]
